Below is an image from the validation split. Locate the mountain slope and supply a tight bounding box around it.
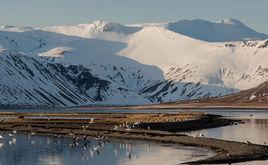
[0,18,268,107]
[206,81,268,104]
[120,26,268,90]
[0,50,149,107]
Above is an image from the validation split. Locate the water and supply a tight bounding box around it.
[186,110,268,165]
[187,110,268,145]
[1,108,268,164]
[0,133,213,165]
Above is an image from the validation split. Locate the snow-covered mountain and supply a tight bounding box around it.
[0,18,267,107]
[0,50,150,107]
[167,18,268,42]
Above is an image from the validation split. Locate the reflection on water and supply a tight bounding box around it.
[188,113,268,145]
[187,110,268,165]
[0,133,213,165]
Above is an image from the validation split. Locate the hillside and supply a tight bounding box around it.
[204,81,268,104]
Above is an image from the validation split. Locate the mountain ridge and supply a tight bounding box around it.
[167,18,268,42]
[0,18,267,107]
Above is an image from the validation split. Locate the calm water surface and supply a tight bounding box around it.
[186,109,268,145]
[186,109,268,165]
[0,133,213,165]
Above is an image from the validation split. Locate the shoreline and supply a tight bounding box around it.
[1,102,268,111]
[0,112,267,164]
[78,103,268,110]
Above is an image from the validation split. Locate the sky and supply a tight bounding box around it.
[0,0,268,33]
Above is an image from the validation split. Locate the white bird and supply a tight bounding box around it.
[54,134,61,138]
[8,133,14,137]
[12,138,16,144]
[114,125,119,130]
[0,143,4,149]
[30,131,36,136]
[12,130,17,134]
[192,134,198,138]
[8,141,13,145]
[133,121,141,125]
[90,118,94,124]
[91,146,100,155]
[93,145,100,151]
[158,114,165,117]
[0,135,3,139]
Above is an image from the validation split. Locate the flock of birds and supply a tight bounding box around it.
[113,120,142,131]
[73,119,147,160]
[0,130,18,148]
[70,132,111,160]
[0,117,143,162]
[0,112,267,162]
[0,127,141,162]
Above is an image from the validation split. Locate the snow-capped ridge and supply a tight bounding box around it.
[41,20,142,37]
[167,18,268,42]
[1,25,34,32]
[219,18,243,25]
[77,20,122,32]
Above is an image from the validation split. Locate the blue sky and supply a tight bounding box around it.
[1,0,268,33]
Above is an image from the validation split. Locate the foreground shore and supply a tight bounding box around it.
[0,112,268,164]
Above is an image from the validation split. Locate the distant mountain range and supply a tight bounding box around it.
[0,18,267,107]
[167,18,268,42]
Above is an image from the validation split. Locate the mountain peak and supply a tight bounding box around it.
[78,20,141,35]
[78,20,118,32]
[167,18,268,42]
[220,18,243,25]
